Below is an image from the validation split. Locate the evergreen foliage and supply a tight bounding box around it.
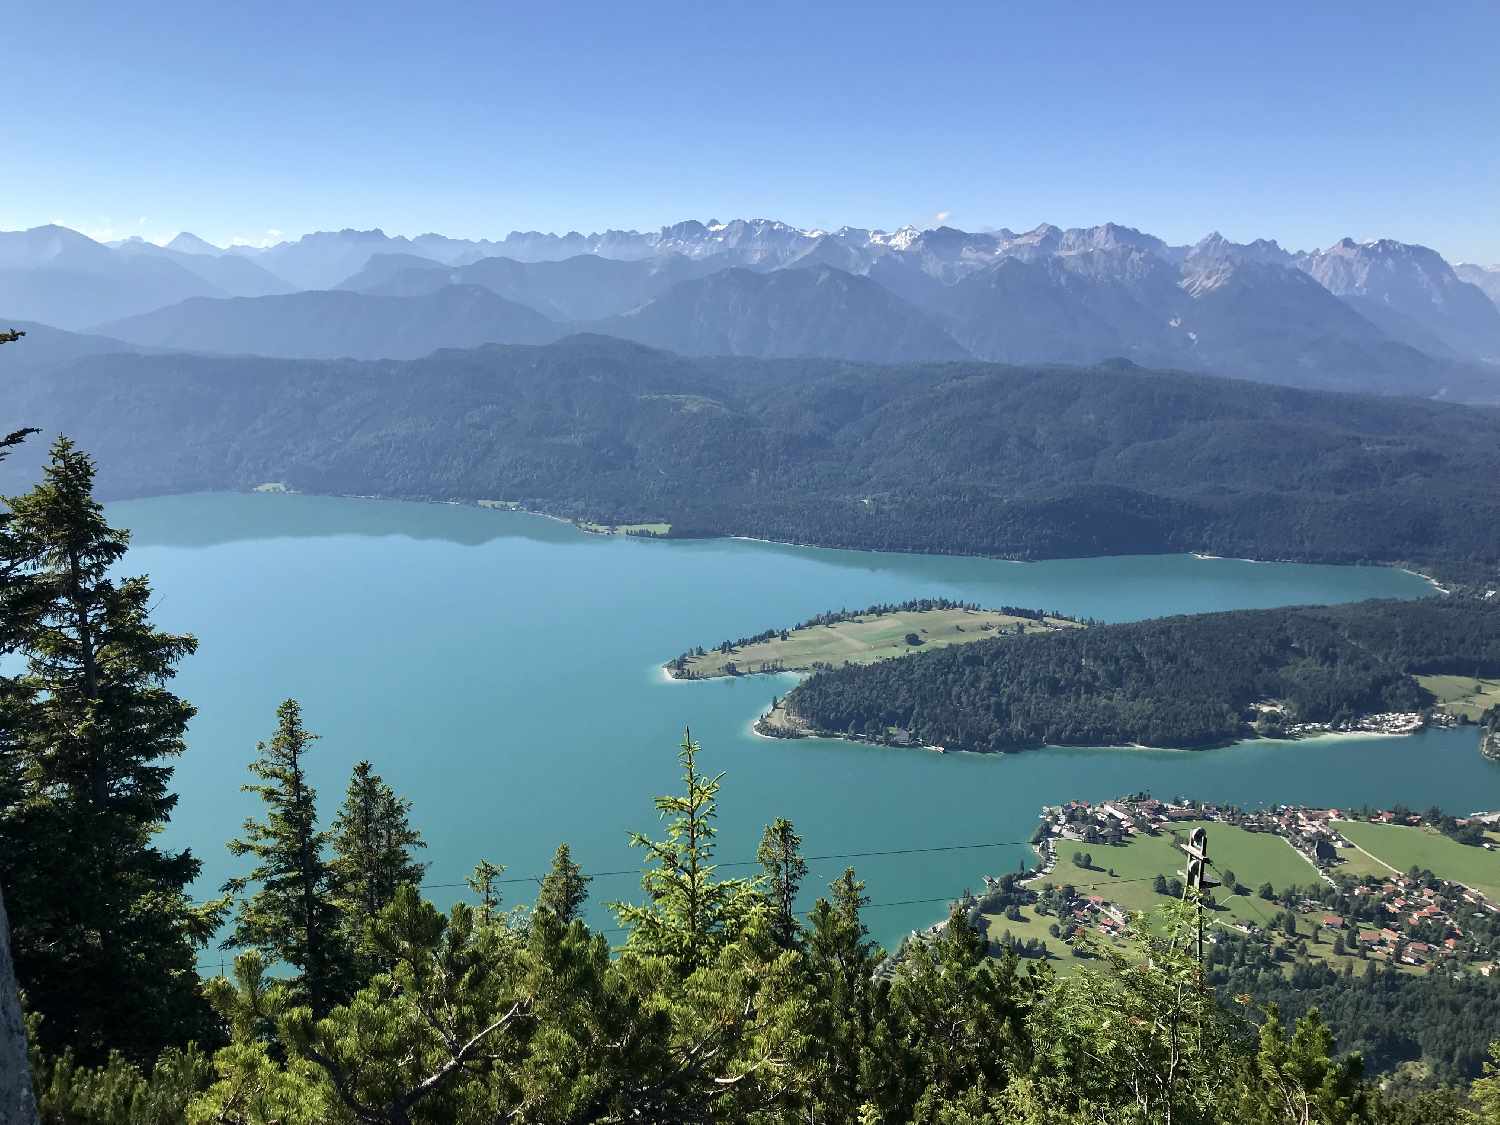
[533,843,590,924]
[0,438,214,1063]
[611,730,755,971]
[223,700,346,1016]
[756,817,807,950]
[13,718,1500,1122]
[465,859,505,920]
[329,760,427,972]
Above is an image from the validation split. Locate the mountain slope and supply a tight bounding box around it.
[113,238,292,298]
[339,252,729,321]
[0,225,225,328]
[95,286,560,359]
[1456,264,1500,310]
[0,320,148,373]
[595,267,970,362]
[8,336,1500,569]
[1298,239,1500,359]
[240,229,456,289]
[927,244,1499,399]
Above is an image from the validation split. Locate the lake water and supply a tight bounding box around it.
[109,493,1500,956]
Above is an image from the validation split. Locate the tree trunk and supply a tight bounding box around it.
[0,885,39,1125]
[67,547,105,808]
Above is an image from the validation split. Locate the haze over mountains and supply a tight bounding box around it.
[2,217,1499,401]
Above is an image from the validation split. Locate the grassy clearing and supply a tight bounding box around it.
[677,607,1080,679]
[1328,845,1394,881]
[1416,674,1500,721]
[1338,821,1500,901]
[1041,835,1183,916]
[977,905,1090,968]
[1176,820,1320,896]
[1039,821,1322,929]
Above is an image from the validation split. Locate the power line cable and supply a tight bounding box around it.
[194,875,1160,970]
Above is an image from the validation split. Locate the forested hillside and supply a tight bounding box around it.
[783,597,1500,751]
[8,335,1500,572]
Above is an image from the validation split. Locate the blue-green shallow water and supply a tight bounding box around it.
[107,493,1498,954]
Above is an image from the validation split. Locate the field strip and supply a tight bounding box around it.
[1282,834,1337,887]
[1345,834,1500,914]
[1347,840,1401,875]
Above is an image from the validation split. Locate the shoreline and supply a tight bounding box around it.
[217,487,1458,584]
[751,704,1434,758]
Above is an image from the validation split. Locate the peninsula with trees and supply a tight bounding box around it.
[762,596,1500,752]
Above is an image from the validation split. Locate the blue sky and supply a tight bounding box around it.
[4,0,1497,262]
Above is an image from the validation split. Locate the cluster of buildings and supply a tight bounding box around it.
[1247,701,1430,738]
[1022,795,1499,973]
[1337,875,1494,970]
[1036,795,1342,857]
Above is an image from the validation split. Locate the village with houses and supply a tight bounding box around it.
[942,794,1500,980]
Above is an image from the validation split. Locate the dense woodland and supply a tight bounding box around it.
[7,334,1500,575]
[784,597,1500,751]
[1211,924,1500,1083]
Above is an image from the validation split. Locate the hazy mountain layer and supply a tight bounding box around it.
[5,218,1499,395]
[593,267,970,363]
[97,286,560,360]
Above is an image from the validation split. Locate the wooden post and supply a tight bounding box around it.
[1179,828,1220,982]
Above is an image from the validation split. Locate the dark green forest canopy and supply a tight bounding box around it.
[7,334,1500,569]
[783,597,1500,752]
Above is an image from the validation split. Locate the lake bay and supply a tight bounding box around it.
[111,493,1499,953]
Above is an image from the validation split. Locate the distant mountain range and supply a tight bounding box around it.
[3,218,1499,399]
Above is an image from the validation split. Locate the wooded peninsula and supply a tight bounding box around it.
[772,597,1500,753]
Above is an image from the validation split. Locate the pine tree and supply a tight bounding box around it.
[224,699,346,1015]
[1472,1041,1500,1124]
[612,730,751,971]
[0,437,214,1063]
[1235,1005,1367,1124]
[801,867,885,1118]
[534,843,590,923]
[756,816,807,949]
[0,327,37,1113]
[467,860,505,921]
[329,760,426,967]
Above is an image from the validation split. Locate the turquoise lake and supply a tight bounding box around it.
[108,492,1500,957]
